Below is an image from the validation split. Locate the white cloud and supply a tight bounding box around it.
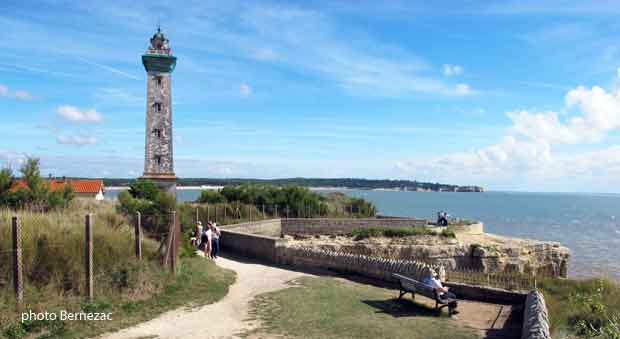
[0,84,33,100]
[454,83,474,95]
[443,64,463,76]
[56,105,104,123]
[240,83,252,96]
[56,135,98,145]
[396,85,620,190]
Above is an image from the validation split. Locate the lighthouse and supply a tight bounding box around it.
[141,27,177,195]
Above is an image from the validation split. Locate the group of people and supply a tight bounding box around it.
[436,211,450,226]
[191,221,221,259]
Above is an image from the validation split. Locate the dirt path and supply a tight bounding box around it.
[101,257,308,339]
[102,256,520,339]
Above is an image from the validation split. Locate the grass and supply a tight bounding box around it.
[0,199,236,338]
[350,226,455,240]
[538,277,620,338]
[1,257,235,338]
[247,276,480,339]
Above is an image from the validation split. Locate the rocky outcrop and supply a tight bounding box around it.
[286,233,570,277]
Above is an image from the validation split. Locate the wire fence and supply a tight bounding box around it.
[0,210,180,309]
[445,267,537,291]
[185,202,377,226]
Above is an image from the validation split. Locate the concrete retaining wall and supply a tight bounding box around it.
[445,282,526,305]
[281,218,429,236]
[220,229,284,262]
[521,291,551,339]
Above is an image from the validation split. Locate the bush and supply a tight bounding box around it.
[205,184,377,218]
[197,190,227,204]
[539,277,620,338]
[117,179,176,240]
[350,227,444,240]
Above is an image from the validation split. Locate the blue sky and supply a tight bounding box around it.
[1,0,620,192]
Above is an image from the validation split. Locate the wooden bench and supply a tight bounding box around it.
[393,273,458,315]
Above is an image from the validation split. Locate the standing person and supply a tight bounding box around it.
[201,223,212,258]
[210,221,221,259]
[192,222,203,249]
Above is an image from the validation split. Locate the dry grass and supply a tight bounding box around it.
[0,199,236,338]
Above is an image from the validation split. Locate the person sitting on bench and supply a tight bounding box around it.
[423,270,458,313]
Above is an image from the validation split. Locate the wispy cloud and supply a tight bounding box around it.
[56,135,98,145]
[76,57,140,80]
[240,83,252,96]
[56,105,104,123]
[443,64,463,76]
[0,83,33,100]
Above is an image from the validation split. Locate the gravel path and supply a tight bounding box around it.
[101,256,308,339]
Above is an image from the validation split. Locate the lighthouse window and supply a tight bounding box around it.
[152,128,161,138]
[155,155,162,165]
[155,76,162,87]
[155,103,162,112]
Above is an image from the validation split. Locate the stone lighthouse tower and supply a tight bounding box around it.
[141,27,177,195]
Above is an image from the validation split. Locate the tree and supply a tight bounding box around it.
[0,167,15,201]
[20,157,48,205]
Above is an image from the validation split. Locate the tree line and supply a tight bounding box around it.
[103,177,483,192]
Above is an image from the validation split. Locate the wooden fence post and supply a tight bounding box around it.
[170,211,179,274]
[286,205,289,219]
[224,204,227,220]
[135,212,142,260]
[248,205,252,221]
[262,204,265,219]
[12,216,23,309]
[207,204,210,222]
[275,205,278,218]
[196,207,199,224]
[85,214,94,302]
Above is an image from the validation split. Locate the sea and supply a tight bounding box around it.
[105,188,620,279]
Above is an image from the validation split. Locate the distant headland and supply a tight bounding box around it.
[102,178,484,192]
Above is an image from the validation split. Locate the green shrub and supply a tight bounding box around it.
[350,227,445,240]
[539,277,620,338]
[117,179,176,240]
[197,190,227,203]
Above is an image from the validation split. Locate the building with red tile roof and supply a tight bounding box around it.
[12,179,105,200]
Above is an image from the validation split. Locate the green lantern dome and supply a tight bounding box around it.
[142,27,176,73]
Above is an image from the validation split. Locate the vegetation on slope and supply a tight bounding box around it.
[539,278,620,338]
[194,185,377,218]
[1,188,235,338]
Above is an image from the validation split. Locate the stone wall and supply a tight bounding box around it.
[281,218,429,236]
[521,290,551,339]
[220,229,284,262]
[278,246,444,282]
[224,219,282,237]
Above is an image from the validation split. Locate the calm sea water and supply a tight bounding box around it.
[106,189,620,279]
